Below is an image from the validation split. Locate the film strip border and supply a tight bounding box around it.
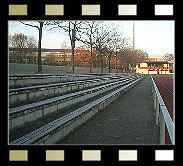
[3,1,178,165]
[8,4,174,16]
[8,149,175,162]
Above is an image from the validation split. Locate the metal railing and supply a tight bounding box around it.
[151,75,174,145]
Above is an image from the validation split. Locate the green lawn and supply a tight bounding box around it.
[9,63,118,74]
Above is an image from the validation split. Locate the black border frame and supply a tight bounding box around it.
[0,0,180,165]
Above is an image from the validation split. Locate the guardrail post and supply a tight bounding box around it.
[154,93,157,111]
[152,78,154,100]
[152,85,154,100]
[159,110,165,145]
[156,99,159,126]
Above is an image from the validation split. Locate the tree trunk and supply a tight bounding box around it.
[90,44,93,73]
[71,29,75,73]
[116,55,118,73]
[100,53,103,73]
[19,50,21,63]
[71,46,74,73]
[108,54,111,73]
[37,22,43,73]
[120,60,123,73]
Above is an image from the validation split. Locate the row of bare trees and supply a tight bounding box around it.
[9,33,37,63]
[9,21,149,73]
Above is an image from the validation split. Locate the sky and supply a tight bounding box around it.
[8,20,174,58]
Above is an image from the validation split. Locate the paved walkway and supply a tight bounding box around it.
[59,76,160,144]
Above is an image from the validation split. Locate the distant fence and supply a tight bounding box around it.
[151,75,174,144]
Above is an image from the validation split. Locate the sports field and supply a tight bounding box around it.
[9,63,117,74]
[152,74,174,144]
[152,74,174,121]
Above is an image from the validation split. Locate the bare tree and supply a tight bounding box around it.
[47,21,108,73]
[9,33,27,62]
[27,36,38,63]
[105,28,124,73]
[76,21,102,73]
[45,21,84,73]
[118,47,148,72]
[118,37,130,72]
[20,21,44,73]
[93,23,113,73]
[61,41,69,66]
[9,33,38,63]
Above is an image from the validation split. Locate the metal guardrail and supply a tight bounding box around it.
[10,76,143,145]
[151,75,174,145]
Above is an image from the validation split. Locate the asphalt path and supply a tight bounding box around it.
[59,76,159,145]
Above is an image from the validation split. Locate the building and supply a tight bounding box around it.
[136,58,174,74]
[42,49,91,66]
[42,50,72,65]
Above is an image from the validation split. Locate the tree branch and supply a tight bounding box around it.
[20,21,40,30]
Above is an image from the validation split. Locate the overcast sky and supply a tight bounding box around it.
[8,20,174,58]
